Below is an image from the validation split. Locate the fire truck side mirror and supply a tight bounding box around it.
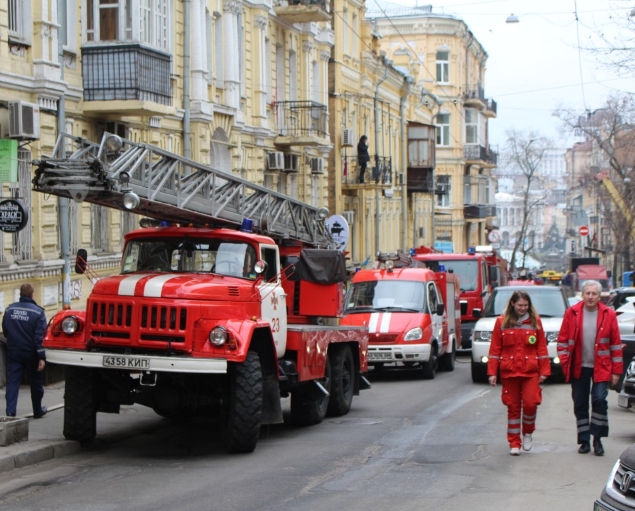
[472,308,482,319]
[460,301,468,315]
[436,303,445,316]
[75,249,88,274]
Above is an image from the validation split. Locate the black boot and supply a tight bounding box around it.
[593,437,604,456]
[578,442,590,454]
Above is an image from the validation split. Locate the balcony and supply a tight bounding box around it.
[464,145,498,166]
[464,84,496,117]
[275,0,330,24]
[485,98,497,117]
[81,44,174,115]
[406,167,434,193]
[274,101,330,147]
[341,155,393,186]
[464,204,495,219]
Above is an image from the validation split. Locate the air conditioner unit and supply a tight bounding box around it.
[267,151,284,170]
[342,210,354,225]
[8,101,40,140]
[310,157,324,174]
[341,128,355,147]
[284,154,299,172]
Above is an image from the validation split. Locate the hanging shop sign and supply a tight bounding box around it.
[0,199,28,232]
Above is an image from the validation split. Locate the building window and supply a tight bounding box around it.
[436,51,449,83]
[408,124,434,167]
[465,108,478,144]
[436,113,450,146]
[436,175,451,208]
[86,0,171,51]
[8,0,32,45]
[11,149,33,261]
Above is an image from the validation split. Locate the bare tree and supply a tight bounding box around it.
[582,1,635,75]
[557,93,635,270]
[503,130,552,273]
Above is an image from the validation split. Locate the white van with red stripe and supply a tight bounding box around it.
[340,263,460,379]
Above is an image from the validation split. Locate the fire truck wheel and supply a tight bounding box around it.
[326,346,354,417]
[421,346,438,380]
[471,360,488,383]
[439,340,456,372]
[222,351,263,453]
[289,357,332,427]
[63,366,98,442]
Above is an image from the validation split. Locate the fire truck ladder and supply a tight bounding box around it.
[33,133,334,247]
[595,171,635,239]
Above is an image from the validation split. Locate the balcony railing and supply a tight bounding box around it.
[341,155,392,185]
[274,101,328,144]
[82,44,172,104]
[486,98,497,115]
[275,0,330,23]
[464,145,498,165]
[464,84,485,102]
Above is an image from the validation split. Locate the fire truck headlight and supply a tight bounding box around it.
[473,330,492,342]
[105,134,123,152]
[317,207,329,219]
[209,326,228,346]
[254,260,268,275]
[61,316,80,334]
[123,192,140,210]
[404,327,423,341]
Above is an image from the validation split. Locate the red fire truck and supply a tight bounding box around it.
[33,133,370,453]
[413,245,508,350]
[340,252,461,378]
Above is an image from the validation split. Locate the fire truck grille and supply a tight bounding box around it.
[371,334,398,344]
[89,301,187,344]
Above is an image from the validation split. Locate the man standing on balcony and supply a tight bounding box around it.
[357,135,370,184]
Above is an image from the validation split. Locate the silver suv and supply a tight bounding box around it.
[470,285,569,383]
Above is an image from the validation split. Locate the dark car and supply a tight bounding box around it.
[594,443,635,510]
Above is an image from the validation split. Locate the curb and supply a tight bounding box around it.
[0,439,81,474]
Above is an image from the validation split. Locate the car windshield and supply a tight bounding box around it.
[418,260,478,291]
[483,288,568,317]
[121,238,258,279]
[344,280,426,313]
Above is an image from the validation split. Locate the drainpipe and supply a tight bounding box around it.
[58,0,70,308]
[400,76,414,251]
[183,0,191,159]
[374,58,390,254]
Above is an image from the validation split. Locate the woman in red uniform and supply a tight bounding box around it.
[488,290,551,455]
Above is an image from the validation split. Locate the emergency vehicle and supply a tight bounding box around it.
[340,252,461,378]
[32,133,370,453]
[413,245,508,350]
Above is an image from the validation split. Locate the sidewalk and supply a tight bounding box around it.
[0,383,80,474]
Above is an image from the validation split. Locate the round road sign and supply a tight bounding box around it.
[579,225,589,237]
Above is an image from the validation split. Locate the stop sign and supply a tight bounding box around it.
[579,225,589,236]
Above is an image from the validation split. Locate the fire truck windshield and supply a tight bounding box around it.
[344,280,426,313]
[421,260,478,292]
[122,238,258,279]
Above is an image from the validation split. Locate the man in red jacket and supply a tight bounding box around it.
[557,280,623,456]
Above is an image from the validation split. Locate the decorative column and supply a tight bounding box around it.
[223,0,242,110]
[191,0,208,101]
[254,15,268,120]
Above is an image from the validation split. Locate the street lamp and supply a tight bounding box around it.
[506,13,520,23]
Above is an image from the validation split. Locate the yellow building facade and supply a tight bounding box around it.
[372,9,498,253]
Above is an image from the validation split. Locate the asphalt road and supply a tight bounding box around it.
[0,356,633,511]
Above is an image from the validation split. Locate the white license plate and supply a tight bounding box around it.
[102,356,150,369]
[369,351,392,361]
[618,395,630,408]
[594,500,614,511]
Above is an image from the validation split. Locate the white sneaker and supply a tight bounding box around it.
[510,447,521,456]
[523,434,533,452]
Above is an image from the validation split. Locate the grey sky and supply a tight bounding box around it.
[372,0,634,149]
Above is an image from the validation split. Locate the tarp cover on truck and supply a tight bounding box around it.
[292,249,347,284]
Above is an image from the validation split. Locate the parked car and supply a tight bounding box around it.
[608,287,635,310]
[594,442,635,510]
[568,296,583,307]
[618,360,635,410]
[471,285,569,383]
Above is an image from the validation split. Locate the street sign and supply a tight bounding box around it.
[487,230,501,243]
[578,225,589,236]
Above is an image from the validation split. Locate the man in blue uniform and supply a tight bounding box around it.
[2,283,47,418]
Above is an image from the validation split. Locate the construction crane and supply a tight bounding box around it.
[33,133,334,247]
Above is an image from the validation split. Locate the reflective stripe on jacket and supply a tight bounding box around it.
[556,301,623,383]
[487,316,551,379]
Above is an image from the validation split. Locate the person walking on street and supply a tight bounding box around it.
[357,135,370,184]
[488,290,550,456]
[557,280,623,456]
[2,283,48,418]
